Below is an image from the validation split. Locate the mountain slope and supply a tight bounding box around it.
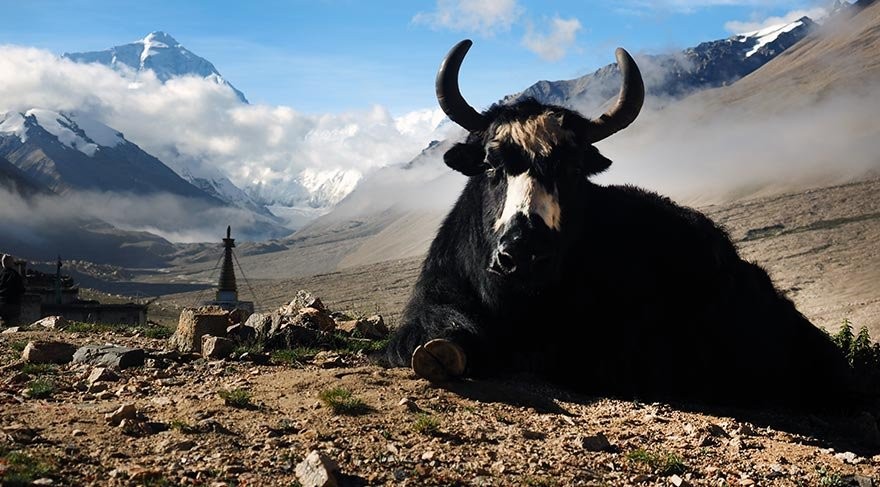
[64,31,248,103]
[506,17,816,110]
[0,109,220,201]
[0,155,46,197]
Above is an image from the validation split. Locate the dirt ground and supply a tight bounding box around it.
[1,327,879,486]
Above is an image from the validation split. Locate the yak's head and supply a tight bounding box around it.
[437,40,644,285]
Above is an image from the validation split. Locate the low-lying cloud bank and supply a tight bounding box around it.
[0,45,452,196]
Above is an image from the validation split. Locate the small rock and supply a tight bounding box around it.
[579,433,614,452]
[72,429,86,437]
[853,475,874,487]
[238,352,270,365]
[32,315,68,330]
[705,424,729,438]
[834,451,864,465]
[295,308,336,332]
[521,429,546,440]
[670,474,689,487]
[226,324,256,343]
[397,397,421,412]
[105,403,137,426]
[87,367,120,386]
[1,326,21,334]
[201,336,234,359]
[312,351,344,369]
[288,290,325,313]
[421,450,435,461]
[22,340,76,364]
[295,450,339,487]
[73,345,144,369]
[31,478,54,486]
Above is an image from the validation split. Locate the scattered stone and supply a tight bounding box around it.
[201,336,234,359]
[287,290,325,313]
[670,474,690,487]
[226,324,256,343]
[238,352,270,365]
[337,315,388,339]
[579,433,614,452]
[397,397,421,412]
[21,340,76,364]
[170,307,231,353]
[3,425,40,444]
[521,429,546,440]
[295,451,340,487]
[291,307,336,332]
[834,451,864,465]
[105,403,137,426]
[1,326,21,334]
[86,367,120,386]
[32,315,68,330]
[31,479,54,486]
[73,345,145,369]
[705,424,730,438]
[312,351,344,369]
[72,429,85,437]
[853,475,875,487]
[244,313,274,338]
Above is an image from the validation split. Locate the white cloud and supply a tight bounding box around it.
[0,45,453,202]
[413,0,523,35]
[724,7,827,34]
[522,16,582,62]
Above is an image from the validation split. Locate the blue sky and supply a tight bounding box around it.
[0,0,831,114]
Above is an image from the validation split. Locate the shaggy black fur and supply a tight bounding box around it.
[386,99,854,408]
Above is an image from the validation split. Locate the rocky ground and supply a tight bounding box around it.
[1,309,879,486]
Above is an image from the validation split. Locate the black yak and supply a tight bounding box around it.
[386,39,854,407]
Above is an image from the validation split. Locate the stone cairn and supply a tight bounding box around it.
[169,290,388,360]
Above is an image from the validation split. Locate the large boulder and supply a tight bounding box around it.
[287,307,336,332]
[21,341,76,364]
[169,307,231,353]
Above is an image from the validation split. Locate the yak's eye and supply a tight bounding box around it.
[485,147,502,168]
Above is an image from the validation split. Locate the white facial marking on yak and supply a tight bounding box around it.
[494,172,561,232]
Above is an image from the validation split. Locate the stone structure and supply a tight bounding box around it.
[205,227,254,314]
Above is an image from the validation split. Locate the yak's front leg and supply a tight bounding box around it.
[387,303,492,383]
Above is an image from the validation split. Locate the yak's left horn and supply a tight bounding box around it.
[436,39,490,133]
[585,48,645,143]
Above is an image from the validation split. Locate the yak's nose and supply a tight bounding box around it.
[488,240,552,277]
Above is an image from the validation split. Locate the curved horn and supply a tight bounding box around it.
[585,48,645,143]
[436,39,490,133]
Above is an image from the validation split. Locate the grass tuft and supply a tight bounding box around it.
[412,413,441,436]
[26,378,55,399]
[318,387,371,416]
[20,363,56,376]
[626,448,687,476]
[217,388,253,409]
[271,347,320,365]
[1,449,54,485]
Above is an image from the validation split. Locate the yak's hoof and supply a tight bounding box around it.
[411,339,467,383]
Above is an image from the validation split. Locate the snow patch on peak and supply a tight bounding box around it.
[0,112,28,142]
[737,20,805,57]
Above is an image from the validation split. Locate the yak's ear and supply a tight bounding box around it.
[583,145,613,175]
[444,142,488,176]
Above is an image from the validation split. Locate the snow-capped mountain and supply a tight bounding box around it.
[0,109,219,199]
[64,31,248,103]
[506,17,816,110]
[246,168,362,210]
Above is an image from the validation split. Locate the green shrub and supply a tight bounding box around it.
[26,379,55,399]
[218,388,252,408]
[318,387,371,416]
[626,448,687,475]
[1,450,54,485]
[412,413,441,436]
